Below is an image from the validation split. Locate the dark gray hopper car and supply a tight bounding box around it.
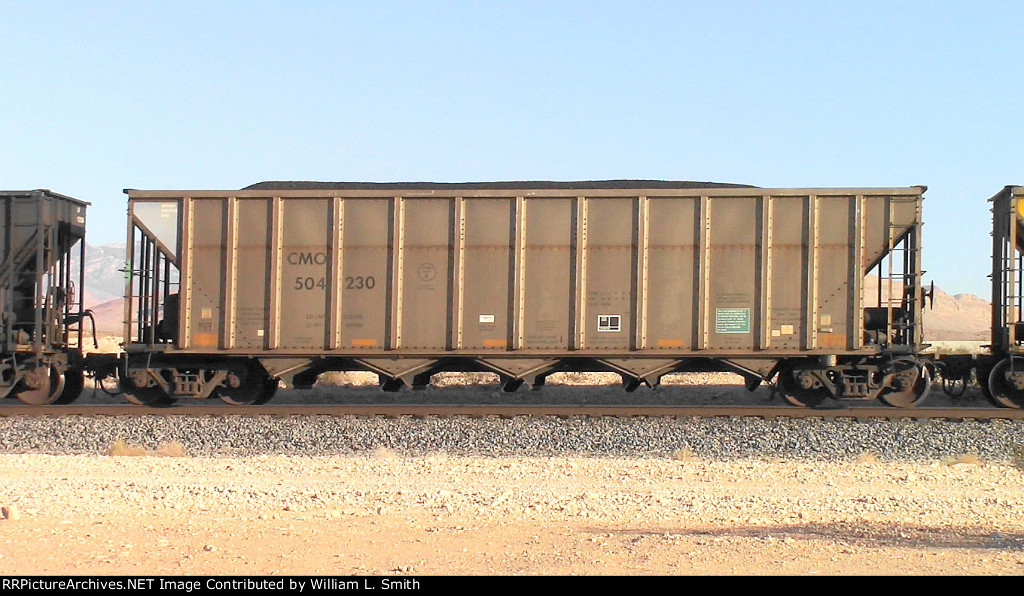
[932,185,1024,408]
[120,181,931,407]
[0,190,91,404]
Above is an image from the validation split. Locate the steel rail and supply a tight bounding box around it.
[0,404,1021,420]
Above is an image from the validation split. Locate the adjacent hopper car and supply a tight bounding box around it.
[930,186,1024,408]
[112,181,932,407]
[0,190,91,404]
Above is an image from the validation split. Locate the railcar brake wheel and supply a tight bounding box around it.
[219,367,276,405]
[878,358,932,408]
[14,365,65,405]
[52,369,86,405]
[777,367,829,407]
[986,357,1024,409]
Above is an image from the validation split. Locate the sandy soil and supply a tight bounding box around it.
[1,452,1022,576]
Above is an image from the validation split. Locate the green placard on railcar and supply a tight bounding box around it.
[716,308,751,334]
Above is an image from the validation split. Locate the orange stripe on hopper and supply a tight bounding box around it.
[192,333,218,348]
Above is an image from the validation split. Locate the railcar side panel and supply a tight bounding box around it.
[522,198,573,349]
[186,199,226,349]
[815,196,854,351]
[460,198,514,350]
[340,199,389,351]
[645,197,698,350]
[583,198,635,349]
[400,198,451,350]
[279,199,331,349]
[768,197,806,351]
[708,196,758,351]
[233,198,272,349]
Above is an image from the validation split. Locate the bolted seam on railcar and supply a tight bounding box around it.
[122,183,925,395]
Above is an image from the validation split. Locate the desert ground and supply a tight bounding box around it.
[1,336,1019,576]
[1,420,1023,576]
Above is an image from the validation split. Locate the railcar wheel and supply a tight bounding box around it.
[219,367,276,405]
[52,370,86,405]
[777,367,829,407]
[878,358,932,408]
[120,372,175,406]
[986,357,1024,409]
[15,365,65,405]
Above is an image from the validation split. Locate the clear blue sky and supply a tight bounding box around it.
[2,1,1021,298]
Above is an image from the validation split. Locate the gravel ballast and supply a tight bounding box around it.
[2,375,1020,462]
[0,414,1020,462]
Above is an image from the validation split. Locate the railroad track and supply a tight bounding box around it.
[0,403,1021,420]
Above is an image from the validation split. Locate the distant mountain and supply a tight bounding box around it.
[922,287,990,340]
[862,276,990,341]
[88,297,125,334]
[75,243,127,309]
[72,243,126,333]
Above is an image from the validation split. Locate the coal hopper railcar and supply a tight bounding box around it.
[0,190,91,404]
[118,181,931,407]
[931,185,1024,408]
